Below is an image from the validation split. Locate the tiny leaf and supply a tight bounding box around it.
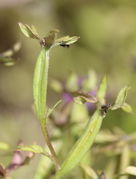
[55,36,80,47]
[17,144,44,154]
[111,86,130,110]
[18,22,40,40]
[97,76,107,105]
[121,103,132,113]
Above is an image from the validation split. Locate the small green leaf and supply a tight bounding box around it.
[33,48,49,121]
[125,166,136,176]
[0,142,9,151]
[56,36,80,47]
[18,22,40,40]
[97,76,107,105]
[30,25,40,39]
[55,110,104,178]
[111,86,130,110]
[17,144,44,154]
[121,103,132,113]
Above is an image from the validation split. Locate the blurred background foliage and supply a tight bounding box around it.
[0,0,136,178]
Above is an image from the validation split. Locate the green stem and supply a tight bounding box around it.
[40,121,60,170]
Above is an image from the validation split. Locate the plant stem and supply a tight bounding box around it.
[40,121,60,170]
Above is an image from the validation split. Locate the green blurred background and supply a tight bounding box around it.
[0,0,136,178]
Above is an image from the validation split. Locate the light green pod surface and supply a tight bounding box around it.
[55,110,104,179]
[33,48,49,121]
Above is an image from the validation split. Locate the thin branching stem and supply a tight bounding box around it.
[40,121,60,170]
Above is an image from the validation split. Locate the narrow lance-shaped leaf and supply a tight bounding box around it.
[18,22,40,40]
[55,110,104,178]
[111,86,130,110]
[33,48,49,121]
[97,76,107,105]
[55,36,80,47]
[17,144,44,154]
